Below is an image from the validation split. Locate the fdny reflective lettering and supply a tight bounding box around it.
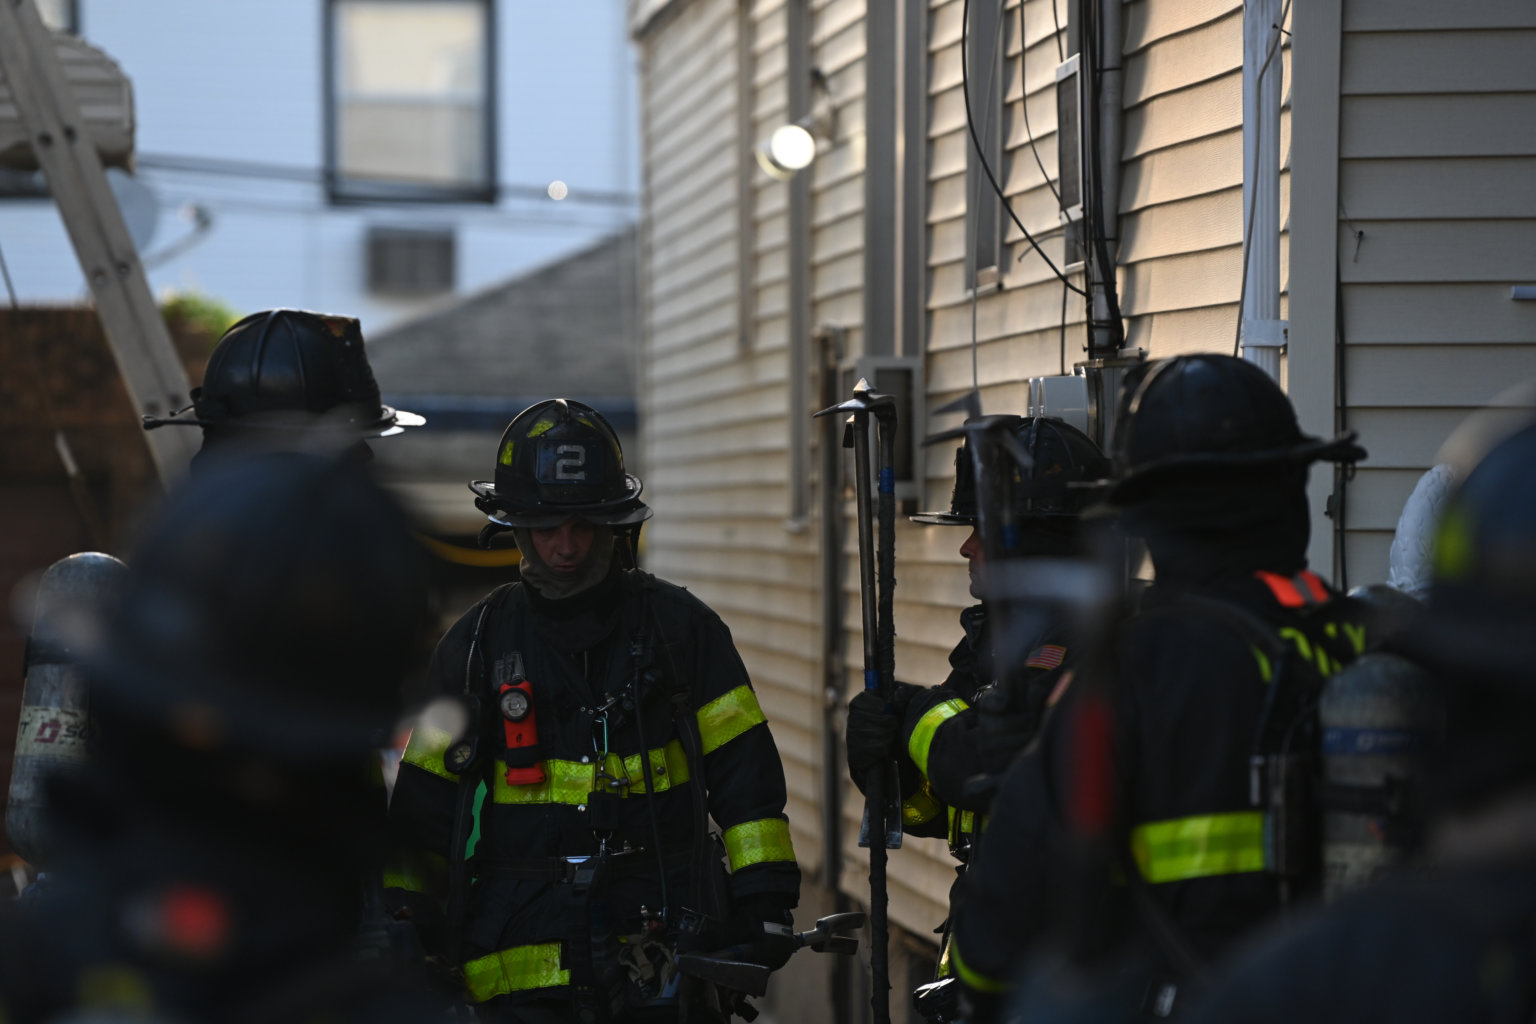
[908,698,968,778]
[948,938,1009,994]
[462,942,570,1001]
[491,741,691,805]
[696,685,768,755]
[1129,810,1266,884]
[401,724,461,782]
[723,817,796,870]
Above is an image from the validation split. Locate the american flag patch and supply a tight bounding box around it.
[1025,644,1067,670]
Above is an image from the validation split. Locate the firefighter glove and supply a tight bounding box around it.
[845,683,920,777]
[726,894,797,971]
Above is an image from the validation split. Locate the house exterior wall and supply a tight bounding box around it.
[632,0,1271,949]
[1328,0,1536,586]
[0,0,637,331]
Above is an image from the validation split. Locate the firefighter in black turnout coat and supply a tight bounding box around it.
[843,417,1109,987]
[1188,421,1536,1024]
[949,355,1371,1020]
[386,400,800,1022]
[0,453,441,1023]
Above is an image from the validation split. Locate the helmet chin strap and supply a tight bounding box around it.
[477,520,515,549]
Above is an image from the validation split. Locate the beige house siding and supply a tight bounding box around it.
[634,0,1301,960]
[633,0,825,884]
[1331,0,1536,585]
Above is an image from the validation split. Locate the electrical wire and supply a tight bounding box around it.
[962,0,1087,299]
[1232,0,1293,357]
[1018,0,1062,208]
[136,152,638,207]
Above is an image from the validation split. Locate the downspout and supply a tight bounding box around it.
[1094,0,1123,353]
[1240,0,1286,380]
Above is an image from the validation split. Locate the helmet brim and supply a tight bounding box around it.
[909,511,975,526]
[1107,432,1367,507]
[143,403,424,437]
[469,476,653,529]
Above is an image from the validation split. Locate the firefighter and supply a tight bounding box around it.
[842,418,1109,993]
[1185,421,1536,1023]
[0,451,442,1022]
[142,307,422,468]
[948,354,1370,1020]
[385,399,801,1022]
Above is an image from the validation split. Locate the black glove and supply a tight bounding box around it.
[844,682,922,778]
[724,894,797,971]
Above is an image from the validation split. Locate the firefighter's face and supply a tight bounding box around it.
[960,527,984,598]
[529,517,597,572]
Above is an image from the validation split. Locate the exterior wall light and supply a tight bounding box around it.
[757,121,817,180]
[755,68,836,181]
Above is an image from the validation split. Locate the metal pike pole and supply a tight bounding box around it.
[815,377,899,1024]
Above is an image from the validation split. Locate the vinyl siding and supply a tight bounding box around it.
[635,0,1301,950]
[1335,0,1536,585]
[634,0,825,886]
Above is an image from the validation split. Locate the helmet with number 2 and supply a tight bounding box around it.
[470,399,651,529]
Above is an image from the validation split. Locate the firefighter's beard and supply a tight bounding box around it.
[514,526,615,601]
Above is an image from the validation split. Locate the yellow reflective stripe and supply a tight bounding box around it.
[903,783,943,826]
[697,685,768,755]
[723,817,796,870]
[948,938,1008,994]
[908,698,968,778]
[947,807,985,843]
[402,724,459,782]
[462,942,569,1002]
[382,850,447,894]
[490,740,691,805]
[1129,811,1267,884]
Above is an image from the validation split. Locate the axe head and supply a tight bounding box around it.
[814,377,897,420]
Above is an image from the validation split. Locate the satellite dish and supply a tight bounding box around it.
[106,167,160,253]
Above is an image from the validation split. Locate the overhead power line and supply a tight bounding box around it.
[135,152,638,208]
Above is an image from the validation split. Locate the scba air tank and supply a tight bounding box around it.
[6,552,126,866]
[1319,647,1439,901]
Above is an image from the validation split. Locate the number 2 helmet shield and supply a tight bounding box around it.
[471,399,651,528]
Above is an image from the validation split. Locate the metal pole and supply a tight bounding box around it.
[849,409,891,1024]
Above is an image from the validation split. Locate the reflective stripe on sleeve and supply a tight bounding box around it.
[948,938,1009,994]
[903,783,943,827]
[723,817,796,870]
[462,942,570,1002]
[491,740,691,805]
[401,724,460,782]
[381,850,447,894]
[696,685,768,755]
[1129,811,1266,884]
[907,698,968,778]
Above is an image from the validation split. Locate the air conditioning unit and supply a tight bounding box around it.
[366,226,455,296]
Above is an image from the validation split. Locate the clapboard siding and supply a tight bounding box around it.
[1118,0,1249,354]
[1336,0,1536,585]
[635,0,827,888]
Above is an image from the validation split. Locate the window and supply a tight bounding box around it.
[327,0,495,203]
[366,225,455,294]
